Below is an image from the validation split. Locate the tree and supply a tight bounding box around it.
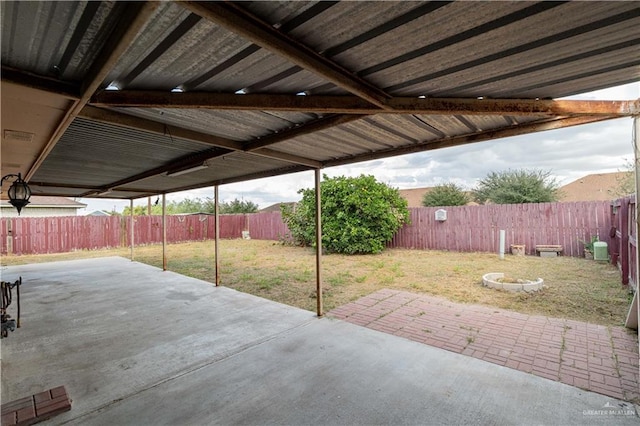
[473,169,560,204]
[422,183,470,207]
[281,174,409,254]
[219,198,259,214]
[122,197,260,215]
[609,160,635,198]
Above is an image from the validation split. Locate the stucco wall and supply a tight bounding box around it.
[0,207,81,218]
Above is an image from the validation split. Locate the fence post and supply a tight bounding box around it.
[6,218,13,255]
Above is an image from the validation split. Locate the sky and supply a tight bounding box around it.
[78,82,639,214]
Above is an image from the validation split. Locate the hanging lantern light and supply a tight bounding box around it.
[1,173,31,215]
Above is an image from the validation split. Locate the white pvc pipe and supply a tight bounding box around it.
[499,230,506,259]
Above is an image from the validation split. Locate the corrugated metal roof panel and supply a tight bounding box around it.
[104,2,338,94]
[30,117,215,186]
[393,17,640,98]
[328,2,524,73]
[269,113,543,164]
[1,1,121,82]
[112,108,317,141]
[367,2,640,98]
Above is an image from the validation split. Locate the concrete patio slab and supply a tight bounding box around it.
[1,258,638,425]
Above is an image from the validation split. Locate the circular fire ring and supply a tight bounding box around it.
[482,272,543,293]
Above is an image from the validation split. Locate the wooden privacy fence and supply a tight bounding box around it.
[390,201,612,257]
[610,195,636,287]
[1,216,122,255]
[0,201,616,257]
[0,212,291,255]
[125,212,289,245]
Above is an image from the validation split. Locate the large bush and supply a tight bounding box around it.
[281,174,409,254]
[473,169,560,204]
[422,183,470,206]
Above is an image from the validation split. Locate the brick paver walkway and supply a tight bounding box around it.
[329,289,639,402]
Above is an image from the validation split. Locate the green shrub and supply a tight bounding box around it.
[473,169,560,204]
[422,183,470,206]
[281,174,409,254]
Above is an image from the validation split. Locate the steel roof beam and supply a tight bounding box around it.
[90,91,640,117]
[180,1,391,110]
[153,164,314,194]
[1,66,80,99]
[323,115,619,168]
[243,114,367,151]
[24,1,160,182]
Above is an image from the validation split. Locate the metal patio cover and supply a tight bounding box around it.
[1,1,639,200]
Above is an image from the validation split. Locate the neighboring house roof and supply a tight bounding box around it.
[87,210,111,216]
[260,202,296,213]
[399,188,431,208]
[0,196,87,208]
[559,172,632,202]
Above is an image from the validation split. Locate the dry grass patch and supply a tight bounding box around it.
[2,239,631,326]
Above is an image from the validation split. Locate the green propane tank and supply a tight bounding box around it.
[593,241,608,261]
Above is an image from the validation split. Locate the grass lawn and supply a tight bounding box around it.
[1,239,632,327]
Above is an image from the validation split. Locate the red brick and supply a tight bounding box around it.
[33,390,52,404]
[558,366,589,380]
[469,350,487,359]
[1,397,33,414]
[589,372,605,384]
[604,376,622,387]
[16,406,36,423]
[1,412,16,426]
[588,384,624,399]
[517,362,533,373]
[559,375,574,386]
[508,353,534,365]
[531,369,558,381]
[503,359,519,369]
[36,399,71,417]
[482,355,508,366]
[36,395,70,411]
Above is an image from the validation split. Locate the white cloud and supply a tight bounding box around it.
[79,82,639,213]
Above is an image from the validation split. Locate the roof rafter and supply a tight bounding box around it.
[24,1,160,182]
[1,66,80,99]
[90,91,640,117]
[179,1,391,110]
